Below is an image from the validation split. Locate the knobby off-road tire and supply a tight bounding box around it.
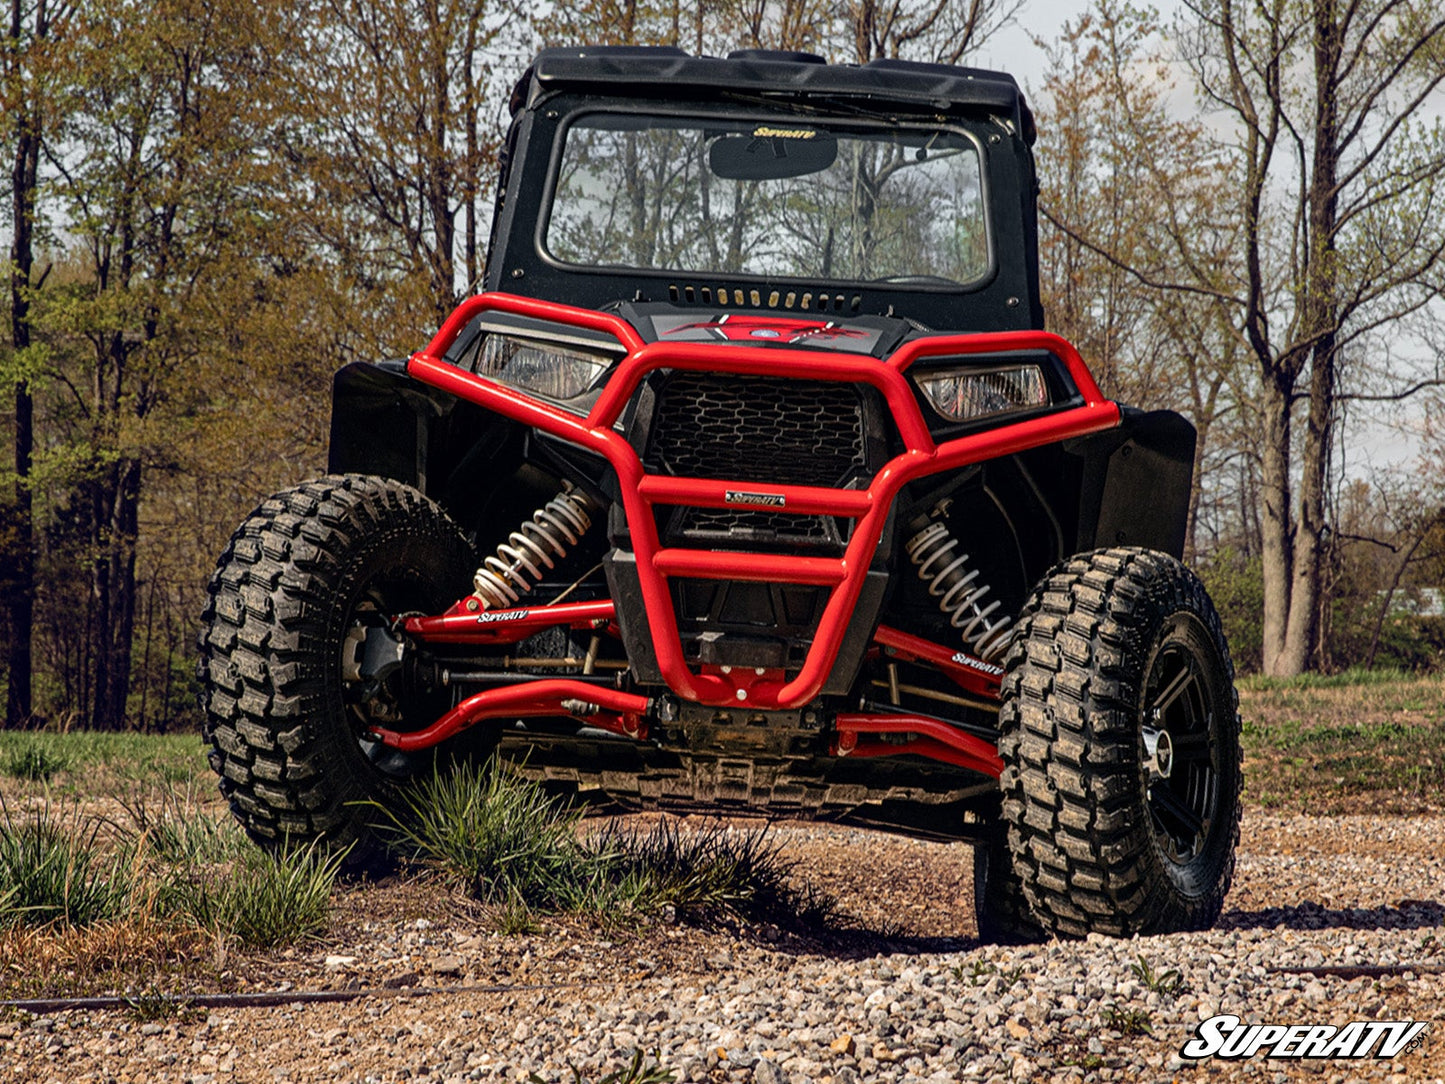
[997,547,1242,938]
[198,474,475,868]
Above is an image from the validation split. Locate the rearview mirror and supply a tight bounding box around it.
[708,127,839,180]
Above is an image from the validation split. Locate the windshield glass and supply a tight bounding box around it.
[545,112,988,286]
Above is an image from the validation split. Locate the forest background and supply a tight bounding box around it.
[3,0,1445,732]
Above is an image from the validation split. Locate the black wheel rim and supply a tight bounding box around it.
[1140,620,1221,866]
[341,572,443,779]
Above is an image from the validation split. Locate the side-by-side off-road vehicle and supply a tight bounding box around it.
[198,46,1241,940]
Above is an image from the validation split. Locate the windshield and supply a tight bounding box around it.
[544,112,989,286]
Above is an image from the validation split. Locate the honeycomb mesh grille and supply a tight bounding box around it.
[648,373,867,487]
[679,507,833,543]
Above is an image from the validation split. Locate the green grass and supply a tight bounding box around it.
[165,844,341,948]
[528,1050,675,1084]
[0,792,338,947]
[0,732,206,791]
[578,819,808,920]
[0,802,136,929]
[2,742,71,782]
[116,781,249,865]
[0,768,336,954]
[1238,666,1417,692]
[1239,670,1445,813]
[378,759,596,908]
[1130,954,1185,996]
[1102,1005,1152,1036]
[381,760,833,928]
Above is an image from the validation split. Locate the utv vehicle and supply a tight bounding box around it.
[198,46,1241,940]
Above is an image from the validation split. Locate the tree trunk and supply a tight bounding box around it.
[4,0,41,726]
[1258,375,1294,675]
[1281,336,1336,673]
[89,455,141,731]
[1184,415,1206,564]
[1274,0,1343,675]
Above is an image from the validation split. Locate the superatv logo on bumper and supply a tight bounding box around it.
[725,490,787,507]
[1182,1015,1429,1059]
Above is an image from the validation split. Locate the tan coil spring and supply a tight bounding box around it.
[904,521,1013,660]
[471,488,596,609]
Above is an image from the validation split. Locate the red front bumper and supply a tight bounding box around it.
[402,292,1119,712]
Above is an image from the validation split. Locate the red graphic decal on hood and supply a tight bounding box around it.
[666,314,869,344]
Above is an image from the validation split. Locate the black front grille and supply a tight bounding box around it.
[647,373,868,487]
[671,506,837,546]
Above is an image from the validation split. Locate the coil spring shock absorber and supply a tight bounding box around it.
[905,515,1013,660]
[471,487,597,609]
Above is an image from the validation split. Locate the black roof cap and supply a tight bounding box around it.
[727,48,827,64]
[521,45,1033,142]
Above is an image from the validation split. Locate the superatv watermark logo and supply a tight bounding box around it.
[950,652,1004,677]
[752,126,817,140]
[1181,1015,1430,1060]
[475,609,529,624]
[724,490,787,507]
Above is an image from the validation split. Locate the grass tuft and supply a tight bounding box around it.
[1103,1004,1152,1036]
[580,819,831,925]
[377,759,591,907]
[1130,954,1185,996]
[528,1049,675,1084]
[0,803,134,928]
[494,889,543,935]
[3,742,70,782]
[167,843,341,948]
[380,760,830,929]
[115,782,249,865]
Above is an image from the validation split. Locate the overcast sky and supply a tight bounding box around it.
[976,0,1102,96]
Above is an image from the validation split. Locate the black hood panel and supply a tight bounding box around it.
[621,301,912,358]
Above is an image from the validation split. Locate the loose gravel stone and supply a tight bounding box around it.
[0,812,1442,1083]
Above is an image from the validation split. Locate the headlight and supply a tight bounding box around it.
[915,364,1049,423]
[476,334,613,399]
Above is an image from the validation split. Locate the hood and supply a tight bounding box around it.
[620,301,914,359]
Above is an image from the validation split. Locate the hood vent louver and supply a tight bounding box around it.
[666,282,862,314]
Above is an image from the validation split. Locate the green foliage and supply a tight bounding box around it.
[1239,670,1445,813]
[166,844,341,948]
[123,989,204,1024]
[1130,954,1185,996]
[1328,604,1445,673]
[579,819,805,921]
[0,803,135,929]
[382,760,828,928]
[493,889,542,936]
[379,760,593,908]
[0,746,332,948]
[116,781,249,864]
[1197,546,1264,672]
[1102,1004,1152,1036]
[1240,665,1414,692]
[2,741,70,782]
[528,1050,675,1084]
[0,732,204,792]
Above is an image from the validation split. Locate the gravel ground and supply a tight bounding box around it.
[1,810,1442,1084]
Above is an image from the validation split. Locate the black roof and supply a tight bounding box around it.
[519,46,1035,144]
